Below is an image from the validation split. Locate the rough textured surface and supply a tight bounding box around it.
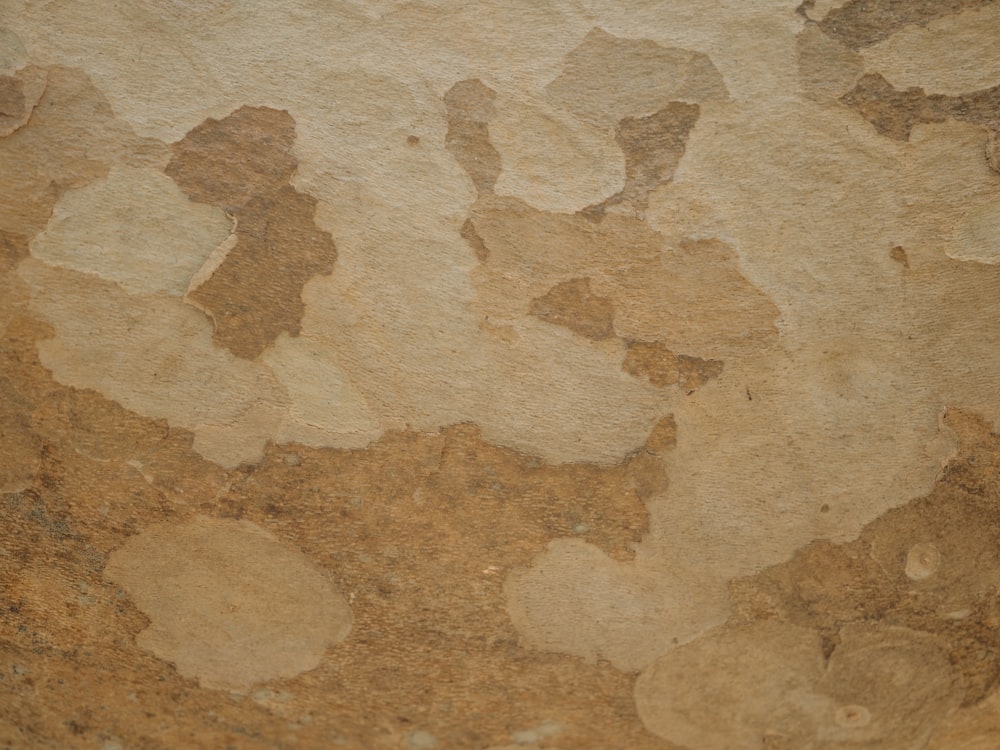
[2,2,1000,748]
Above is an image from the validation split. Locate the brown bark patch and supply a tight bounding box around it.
[166,106,337,359]
[584,102,700,218]
[819,0,994,49]
[529,277,616,340]
[444,79,502,195]
[623,339,723,392]
[842,72,1000,140]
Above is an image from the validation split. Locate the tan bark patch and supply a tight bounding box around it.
[460,216,489,262]
[0,375,39,493]
[859,4,1000,96]
[0,74,25,125]
[105,515,353,691]
[529,277,616,341]
[165,106,297,210]
[841,73,1000,141]
[634,621,829,749]
[0,229,28,273]
[623,340,723,392]
[0,65,165,240]
[796,25,864,101]
[818,0,993,49]
[444,79,502,195]
[987,130,1000,173]
[585,102,700,218]
[635,620,958,749]
[471,195,779,359]
[18,258,288,468]
[545,27,726,128]
[0,309,668,746]
[187,187,338,359]
[927,689,1000,750]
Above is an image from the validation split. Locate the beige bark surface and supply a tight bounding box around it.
[2,2,1000,747]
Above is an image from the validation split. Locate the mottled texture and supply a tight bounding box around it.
[818,0,994,49]
[730,410,1000,708]
[634,621,829,749]
[842,73,1000,140]
[29,165,232,296]
[0,317,666,748]
[165,106,298,209]
[469,197,779,358]
[3,2,1000,747]
[545,28,727,127]
[585,102,700,218]
[168,106,338,359]
[0,75,25,126]
[0,65,165,240]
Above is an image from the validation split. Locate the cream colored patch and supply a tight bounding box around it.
[6,7,1000,734]
[634,621,959,749]
[504,539,728,672]
[286,66,673,465]
[904,542,942,581]
[489,93,624,213]
[506,101,999,679]
[30,165,232,295]
[635,117,1000,575]
[191,400,289,471]
[17,259,287,468]
[0,63,166,241]
[3,2,583,143]
[947,202,1000,265]
[860,5,1000,96]
[0,28,27,73]
[261,333,382,449]
[4,10,699,468]
[301,252,670,464]
[104,515,352,691]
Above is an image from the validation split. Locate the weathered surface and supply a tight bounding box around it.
[3,2,1000,747]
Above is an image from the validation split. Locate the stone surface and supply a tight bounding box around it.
[2,2,1000,748]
